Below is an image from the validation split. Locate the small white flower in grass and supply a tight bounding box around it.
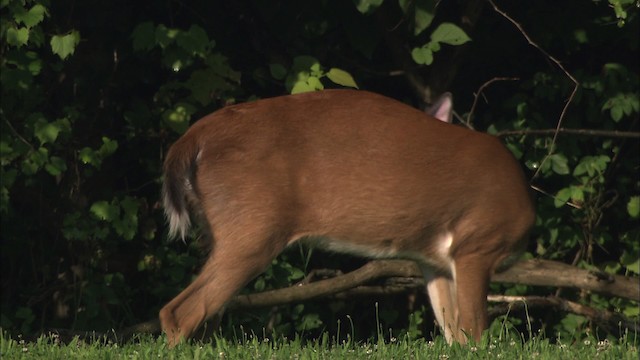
[22,347,28,352]
[510,340,516,346]
[583,339,591,346]
[597,339,611,351]
[489,344,496,350]
[427,341,435,347]
[439,355,449,359]
[390,337,397,343]
[470,346,478,352]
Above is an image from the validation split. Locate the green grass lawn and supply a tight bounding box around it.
[1,330,637,359]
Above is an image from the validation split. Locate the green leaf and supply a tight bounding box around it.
[307,76,323,90]
[90,200,120,221]
[204,53,240,82]
[326,68,358,88]
[34,119,61,145]
[269,63,288,80]
[132,21,156,51]
[573,155,610,177]
[1,68,32,90]
[186,56,239,106]
[624,305,640,317]
[430,22,471,45]
[163,103,196,133]
[22,148,48,175]
[155,24,180,48]
[602,93,640,122]
[15,307,34,322]
[505,143,523,159]
[353,0,384,14]
[297,313,322,331]
[570,186,584,203]
[187,69,225,106]
[628,196,640,219]
[611,105,623,121]
[427,40,441,52]
[621,250,640,274]
[554,187,572,208]
[176,25,210,56]
[45,156,67,176]
[411,46,433,65]
[120,196,139,215]
[14,4,46,28]
[413,0,436,35]
[50,31,80,60]
[549,154,570,175]
[78,138,118,168]
[6,27,29,47]
[399,0,436,35]
[113,197,139,240]
[254,277,266,291]
[98,137,118,158]
[79,147,99,167]
[287,56,323,93]
[292,55,320,73]
[291,81,316,94]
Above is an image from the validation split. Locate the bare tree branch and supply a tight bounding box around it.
[466,77,520,128]
[487,0,580,181]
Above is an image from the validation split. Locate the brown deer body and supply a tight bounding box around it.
[159,89,535,345]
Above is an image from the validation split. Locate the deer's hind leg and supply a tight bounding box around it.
[160,185,292,346]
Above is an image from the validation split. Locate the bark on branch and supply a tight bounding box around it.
[227,260,421,309]
[487,294,640,334]
[226,259,639,310]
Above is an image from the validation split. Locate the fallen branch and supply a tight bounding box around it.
[227,260,421,310]
[226,259,638,310]
[491,259,639,301]
[487,294,640,334]
[56,258,639,341]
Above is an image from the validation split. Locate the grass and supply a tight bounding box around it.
[1,329,638,360]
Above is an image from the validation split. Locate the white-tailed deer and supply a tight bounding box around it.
[160,89,535,346]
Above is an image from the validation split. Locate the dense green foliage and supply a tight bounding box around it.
[1,0,638,343]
